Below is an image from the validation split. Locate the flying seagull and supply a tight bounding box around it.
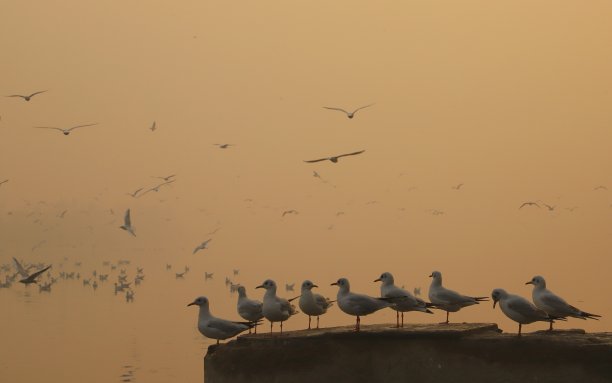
[323,104,374,119]
[593,185,608,191]
[20,265,52,285]
[126,187,144,198]
[150,121,156,132]
[138,180,175,197]
[519,202,540,209]
[153,174,176,182]
[0,179,8,187]
[542,203,556,211]
[7,90,47,101]
[304,150,365,164]
[214,144,234,149]
[193,239,212,254]
[34,123,98,136]
[282,210,299,217]
[119,209,136,237]
[452,183,464,190]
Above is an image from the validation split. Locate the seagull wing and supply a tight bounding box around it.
[207,318,250,334]
[33,127,64,132]
[323,106,350,115]
[432,287,472,305]
[304,157,330,163]
[67,123,98,132]
[507,297,549,320]
[124,209,132,227]
[336,150,366,159]
[539,292,575,314]
[352,103,375,113]
[7,95,26,98]
[28,90,48,98]
[13,257,29,278]
[27,265,52,281]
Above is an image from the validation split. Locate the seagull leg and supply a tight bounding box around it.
[270,321,273,334]
[254,323,258,334]
[216,340,220,345]
[308,315,311,330]
[548,321,553,331]
[518,323,522,336]
[317,316,320,329]
[401,312,404,328]
[355,316,361,332]
[396,311,399,328]
[280,321,284,334]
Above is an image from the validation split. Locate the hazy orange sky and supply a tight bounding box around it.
[1,2,612,381]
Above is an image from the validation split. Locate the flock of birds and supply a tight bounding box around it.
[188,271,601,345]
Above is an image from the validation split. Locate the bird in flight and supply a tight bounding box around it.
[193,239,212,254]
[126,187,144,198]
[214,144,234,149]
[19,265,52,285]
[542,203,555,211]
[58,210,68,218]
[152,174,176,182]
[323,104,374,119]
[0,179,8,187]
[519,202,540,209]
[313,171,321,179]
[7,90,47,101]
[593,185,608,191]
[565,206,578,212]
[150,121,156,132]
[119,209,136,237]
[452,183,464,190]
[139,180,175,197]
[34,123,98,136]
[282,210,299,217]
[304,150,365,164]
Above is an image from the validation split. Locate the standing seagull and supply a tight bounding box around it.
[193,239,212,254]
[428,271,488,323]
[256,279,298,334]
[304,150,365,164]
[34,123,98,136]
[331,277,393,331]
[236,286,264,334]
[7,90,47,101]
[19,265,52,285]
[526,275,600,330]
[374,272,433,327]
[299,280,334,329]
[491,288,558,336]
[188,296,257,345]
[119,209,136,237]
[323,104,374,119]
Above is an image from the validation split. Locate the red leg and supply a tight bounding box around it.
[308,315,311,330]
[401,312,404,328]
[280,321,283,334]
[317,316,320,329]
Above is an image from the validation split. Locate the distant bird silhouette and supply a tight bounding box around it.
[152,174,175,182]
[452,183,464,190]
[20,265,52,285]
[34,123,97,136]
[126,187,144,198]
[204,272,214,280]
[323,104,374,119]
[565,206,579,212]
[593,185,608,191]
[413,287,421,297]
[139,180,175,197]
[519,202,540,209]
[313,171,321,179]
[57,210,68,218]
[282,210,299,217]
[214,144,234,149]
[304,150,365,164]
[542,204,556,211]
[285,283,295,292]
[233,269,239,276]
[150,121,156,132]
[7,90,47,101]
[193,239,212,254]
[428,209,444,216]
[0,179,8,187]
[119,209,136,237]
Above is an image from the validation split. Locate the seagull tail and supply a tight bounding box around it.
[474,296,490,302]
[580,311,601,320]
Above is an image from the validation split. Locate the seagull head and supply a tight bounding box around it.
[491,289,507,308]
[301,280,318,291]
[374,272,394,284]
[330,278,349,290]
[525,275,546,288]
[187,296,209,308]
[236,285,247,297]
[255,279,276,291]
[429,271,442,280]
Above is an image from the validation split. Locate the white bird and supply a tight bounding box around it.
[119,209,136,237]
[299,280,334,329]
[374,272,433,327]
[323,104,374,119]
[7,90,47,101]
[236,286,264,334]
[188,296,257,344]
[331,277,393,331]
[255,279,298,334]
[193,239,212,254]
[492,288,558,335]
[34,123,98,136]
[526,275,600,330]
[428,271,488,323]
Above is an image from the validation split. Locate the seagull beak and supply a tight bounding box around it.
[255,285,264,289]
[428,274,433,278]
[525,281,533,285]
[187,301,196,307]
[330,282,338,286]
[374,278,381,282]
[312,284,319,288]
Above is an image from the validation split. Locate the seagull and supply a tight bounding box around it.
[193,239,212,254]
[19,265,52,285]
[58,209,68,218]
[281,210,299,217]
[236,286,264,334]
[204,272,213,280]
[542,203,556,211]
[213,144,234,149]
[7,90,47,101]
[451,183,464,190]
[526,275,601,330]
[428,271,488,324]
[188,296,258,345]
[139,180,175,197]
[331,277,393,331]
[34,123,98,136]
[491,288,558,336]
[256,279,298,334]
[413,287,421,296]
[0,179,8,187]
[313,171,321,179]
[233,269,239,276]
[519,202,540,209]
[323,104,374,119]
[299,280,334,329]
[119,209,136,237]
[150,121,156,132]
[152,174,176,182]
[593,185,607,191]
[285,283,295,292]
[374,272,433,327]
[304,150,365,164]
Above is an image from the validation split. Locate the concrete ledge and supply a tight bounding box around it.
[204,323,612,383]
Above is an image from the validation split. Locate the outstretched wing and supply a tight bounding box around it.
[337,150,365,159]
[67,123,98,132]
[304,157,329,163]
[323,106,350,115]
[28,90,48,98]
[124,209,132,226]
[28,265,52,280]
[352,103,375,113]
[33,127,64,132]
[13,257,29,278]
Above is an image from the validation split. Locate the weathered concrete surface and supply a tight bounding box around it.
[204,323,612,383]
